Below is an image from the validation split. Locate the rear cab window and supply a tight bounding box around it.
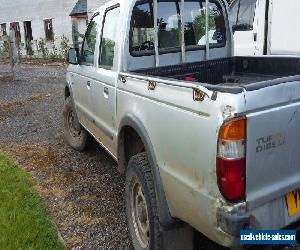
[157,1,181,50]
[184,1,226,48]
[131,1,155,55]
[130,0,227,56]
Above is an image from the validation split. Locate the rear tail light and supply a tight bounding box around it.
[217,117,246,203]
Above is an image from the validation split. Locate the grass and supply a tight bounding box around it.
[0,151,64,249]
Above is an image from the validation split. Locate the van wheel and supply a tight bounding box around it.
[125,152,161,249]
[63,97,88,151]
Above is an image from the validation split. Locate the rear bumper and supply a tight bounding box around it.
[217,204,251,237]
[215,196,300,246]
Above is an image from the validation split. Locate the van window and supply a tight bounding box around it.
[99,6,120,69]
[130,0,226,56]
[230,0,256,30]
[81,15,100,65]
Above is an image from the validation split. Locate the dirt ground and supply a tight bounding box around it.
[0,62,131,249]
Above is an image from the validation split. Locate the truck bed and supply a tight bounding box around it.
[133,56,300,88]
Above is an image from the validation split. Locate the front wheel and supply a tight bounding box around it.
[63,97,89,151]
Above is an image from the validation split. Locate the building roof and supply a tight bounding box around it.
[70,0,87,16]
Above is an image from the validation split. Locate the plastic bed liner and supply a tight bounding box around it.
[133,57,300,90]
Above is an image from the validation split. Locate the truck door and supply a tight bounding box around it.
[71,15,101,127]
[230,0,263,56]
[89,5,121,156]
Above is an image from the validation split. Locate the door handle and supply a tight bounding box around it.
[104,87,109,96]
[87,81,91,87]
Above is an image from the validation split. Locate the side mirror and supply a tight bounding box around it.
[232,24,253,33]
[68,48,79,65]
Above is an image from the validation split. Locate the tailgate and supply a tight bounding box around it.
[246,101,300,209]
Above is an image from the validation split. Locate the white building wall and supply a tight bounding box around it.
[0,0,79,56]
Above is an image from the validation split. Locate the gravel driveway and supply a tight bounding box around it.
[0,62,131,249]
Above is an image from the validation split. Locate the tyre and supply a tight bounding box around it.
[125,152,161,250]
[63,97,89,151]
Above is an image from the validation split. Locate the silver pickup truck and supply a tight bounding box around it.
[64,0,300,248]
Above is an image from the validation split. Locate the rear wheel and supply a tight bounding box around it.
[125,152,194,250]
[125,152,161,249]
[63,97,89,151]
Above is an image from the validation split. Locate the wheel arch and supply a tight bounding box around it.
[117,114,177,228]
[64,73,76,100]
[65,85,71,99]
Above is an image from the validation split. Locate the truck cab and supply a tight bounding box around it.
[230,0,300,56]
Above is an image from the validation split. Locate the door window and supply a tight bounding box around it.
[81,15,100,66]
[99,6,120,69]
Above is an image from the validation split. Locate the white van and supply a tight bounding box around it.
[230,0,300,56]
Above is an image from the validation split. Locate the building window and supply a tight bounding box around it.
[24,21,33,55]
[0,23,7,36]
[10,22,21,43]
[44,19,54,41]
[24,21,33,41]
